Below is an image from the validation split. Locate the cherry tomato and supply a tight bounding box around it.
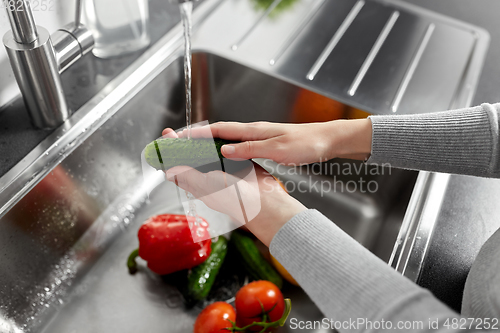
[194,302,236,333]
[235,281,285,331]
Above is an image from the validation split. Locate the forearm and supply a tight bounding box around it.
[270,210,492,333]
[367,103,500,178]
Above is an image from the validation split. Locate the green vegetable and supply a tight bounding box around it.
[186,236,229,304]
[251,0,299,19]
[144,138,236,170]
[230,231,283,289]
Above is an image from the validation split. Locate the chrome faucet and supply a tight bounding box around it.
[3,0,94,129]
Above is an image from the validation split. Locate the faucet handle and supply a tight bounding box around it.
[52,24,94,72]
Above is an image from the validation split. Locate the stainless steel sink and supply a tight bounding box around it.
[0,0,489,331]
[0,49,416,333]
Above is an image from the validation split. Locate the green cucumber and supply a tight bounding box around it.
[144,138,235,170]
[230,231,283,289]
[185,236,228,303]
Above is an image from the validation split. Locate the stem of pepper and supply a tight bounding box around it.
[224,299,292,332]
[127,248,140,274]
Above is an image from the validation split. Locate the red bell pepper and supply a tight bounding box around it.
[127,214,211,275]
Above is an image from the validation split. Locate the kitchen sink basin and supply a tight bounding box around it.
[0,50,417,333]
[0,0,491,329]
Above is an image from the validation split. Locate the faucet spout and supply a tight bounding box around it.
[6,0,38,44]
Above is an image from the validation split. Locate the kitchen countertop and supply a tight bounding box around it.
[401,0,500,312]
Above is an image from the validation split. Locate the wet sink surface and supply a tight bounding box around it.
[40,182,327,333]
[0,53,416,333]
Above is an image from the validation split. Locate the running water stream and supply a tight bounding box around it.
[180,1,193,140]
[179,1,207,240]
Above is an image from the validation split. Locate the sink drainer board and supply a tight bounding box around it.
[0,0,488,332]
[195,0,488,115]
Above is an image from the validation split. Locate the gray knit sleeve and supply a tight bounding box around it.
[270,209,497,332]
[367,103,500,178]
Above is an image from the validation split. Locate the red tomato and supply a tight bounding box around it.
[235,281,285,331]
[194,302,236,333]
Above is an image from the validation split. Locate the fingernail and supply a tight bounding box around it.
[223,145,235,155]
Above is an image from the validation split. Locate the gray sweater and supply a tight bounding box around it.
[269,103,500,332]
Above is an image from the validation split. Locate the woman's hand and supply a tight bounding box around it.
[166,163,306,247]
[162,119,373,165]
[160,119,371,244]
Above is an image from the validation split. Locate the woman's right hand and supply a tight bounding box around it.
[163,120,373,166]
